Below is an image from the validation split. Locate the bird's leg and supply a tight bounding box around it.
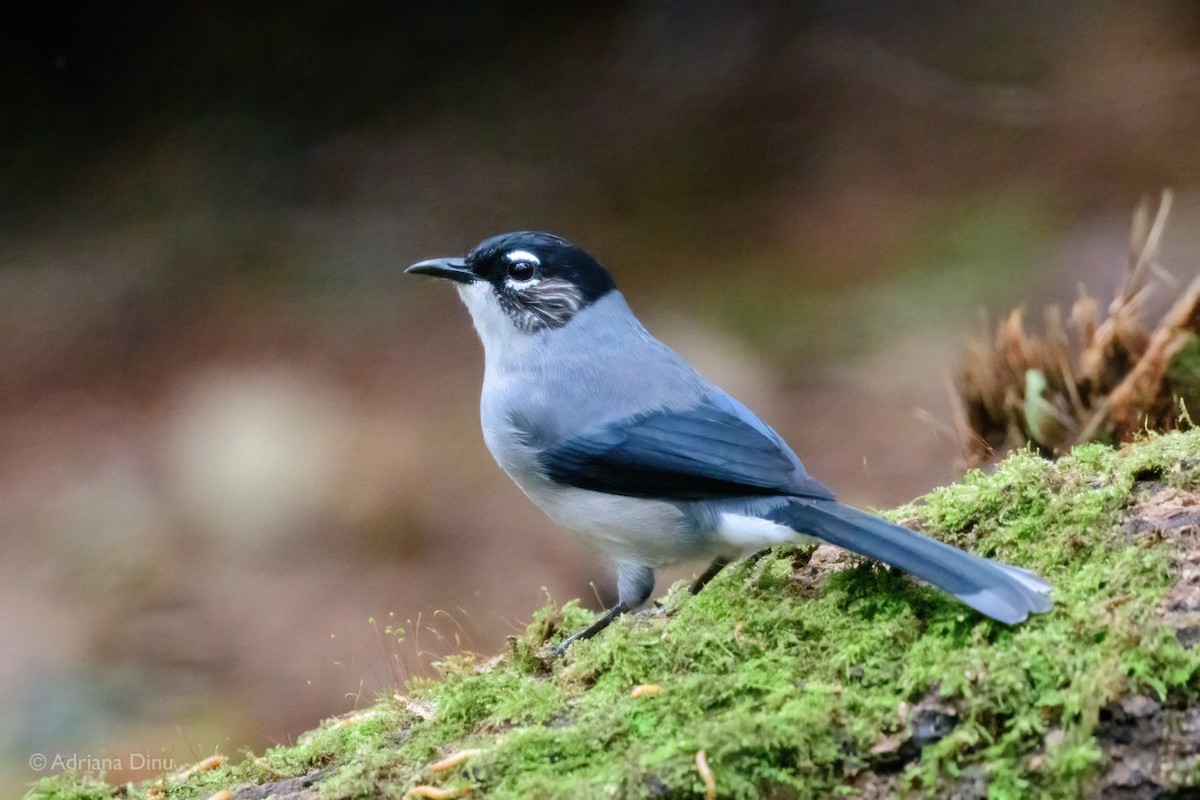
[691,547,776,595]
[552,563,654,655]
[689,556,731,595]
[551,602,629,655]
[690,547,787,598]
[735,547,780,587]
[743,546,774,569]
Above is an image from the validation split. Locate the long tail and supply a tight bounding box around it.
[771,499,1052,624]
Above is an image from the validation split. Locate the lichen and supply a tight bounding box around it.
[25,428,1200,799]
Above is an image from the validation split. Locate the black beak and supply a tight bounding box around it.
[405,257,477,284]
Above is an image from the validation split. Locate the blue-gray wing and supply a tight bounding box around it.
[536,397,835,501]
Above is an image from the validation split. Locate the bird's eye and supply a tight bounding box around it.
[507,261,536,282]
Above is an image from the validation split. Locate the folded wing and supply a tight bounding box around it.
[536,396,835,501]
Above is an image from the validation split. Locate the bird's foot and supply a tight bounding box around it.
[543,601,630,658]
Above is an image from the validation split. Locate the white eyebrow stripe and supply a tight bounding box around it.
[504,250,540,264]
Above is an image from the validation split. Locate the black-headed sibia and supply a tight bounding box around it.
[407,232,1051,651]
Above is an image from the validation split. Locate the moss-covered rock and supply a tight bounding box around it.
[27,429,1200,799]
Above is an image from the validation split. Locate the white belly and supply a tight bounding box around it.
[518,479,696,566]
[479,384,704,566]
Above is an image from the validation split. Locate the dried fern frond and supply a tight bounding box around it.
[956,190,1199,465]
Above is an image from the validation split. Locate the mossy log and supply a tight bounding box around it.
[29,429,1200,800]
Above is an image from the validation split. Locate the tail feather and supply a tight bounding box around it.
[772,499,1052,624]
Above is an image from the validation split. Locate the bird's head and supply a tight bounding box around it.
[406,231,616,335]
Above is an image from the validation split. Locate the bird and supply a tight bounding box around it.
[406,231,1051,651]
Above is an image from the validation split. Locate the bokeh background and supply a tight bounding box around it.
[5,1,1200,792]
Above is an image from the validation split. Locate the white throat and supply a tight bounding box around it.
[456,281,537,376]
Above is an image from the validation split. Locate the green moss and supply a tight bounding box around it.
[23,776,114,800]
[25,429,1200,800]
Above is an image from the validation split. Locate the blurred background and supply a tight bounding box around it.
[4,1,1200,792]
